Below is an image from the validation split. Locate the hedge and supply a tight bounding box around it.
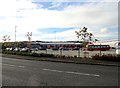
[2,50,120,62]
[92,54,120,62]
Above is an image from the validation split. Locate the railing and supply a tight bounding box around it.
[33,49,116,58]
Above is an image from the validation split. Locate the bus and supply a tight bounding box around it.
[86,44,111,51]
[32,41,83,50]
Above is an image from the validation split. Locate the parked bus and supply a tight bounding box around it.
[32,42,83,50]
[86,44,111,51]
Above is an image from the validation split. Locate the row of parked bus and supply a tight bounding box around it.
[5,42,112,52]
[31,42,111,51]
[32,42,83,50]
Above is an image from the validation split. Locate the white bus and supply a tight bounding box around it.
[115,42,120,55]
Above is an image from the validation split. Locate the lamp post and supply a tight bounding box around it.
[15,26,17,42]
[54,31,56,41]
[15,25,17,48]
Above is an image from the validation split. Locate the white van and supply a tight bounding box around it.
[116,47,120,54]
[115,42,120,55]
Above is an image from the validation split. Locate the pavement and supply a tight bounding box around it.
[1,53,119,67]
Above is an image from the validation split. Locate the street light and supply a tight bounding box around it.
[15,25,17,42]
[54,31,56,41]
[15,25,18,48]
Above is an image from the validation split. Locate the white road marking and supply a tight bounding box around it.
[18,66,25,68]
[42,68,100,77]
[65,71,100,77]
[43,68,63,73]
[3,64,25,68]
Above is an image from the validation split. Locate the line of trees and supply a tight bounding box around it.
[1,27,98,49]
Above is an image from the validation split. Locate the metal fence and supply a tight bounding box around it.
[33,49,116,58]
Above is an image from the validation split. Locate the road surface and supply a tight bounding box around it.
[2,57,118,86]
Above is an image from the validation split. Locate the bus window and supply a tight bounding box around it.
[88,45,92,48]
[94,45,98,48]
[103,46,106,48]
[91,46,94,48]
[97,46,100,48]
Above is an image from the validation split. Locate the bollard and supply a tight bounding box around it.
[78,49,80,57]
[83,55,86,59]
[60,49,62,56]
[46,49,47,54]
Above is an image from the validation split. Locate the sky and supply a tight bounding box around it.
[0,0,119,42]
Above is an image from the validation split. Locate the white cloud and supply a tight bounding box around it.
[0,0,118,42]
[100,28,108,33]
[32,0,119,2]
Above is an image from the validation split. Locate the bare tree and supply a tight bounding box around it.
[94,39,99,43]
[75,27,95,58]
[75,27,94,43]
[2,35,11,42]
[26,32,32,52]
[2,35,11,49]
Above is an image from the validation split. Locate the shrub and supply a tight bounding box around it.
[92,54,120,62]
[74,55,77,58]
[31,53,39,57]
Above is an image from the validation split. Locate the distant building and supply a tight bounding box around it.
[92,39,120,47]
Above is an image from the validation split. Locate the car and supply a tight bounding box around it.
[6,47,13,51]
[10,48,13,51]
[5,48,10,51]
[111,47,116,49]
[31,48,39,51]
[13,48,20,52]
[20,47,30,52]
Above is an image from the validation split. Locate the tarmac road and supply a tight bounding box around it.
[2,57,119,86]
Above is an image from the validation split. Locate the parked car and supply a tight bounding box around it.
[5,48,10,51]
[5,47,13,51]
[31,48,39,51]
[20,47,30,52]
[111,47,116,49]
[13,48,20,52]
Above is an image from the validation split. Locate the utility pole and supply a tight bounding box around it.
[15,26,17,42]
[54,31,56,41]
[15,25,17,48]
